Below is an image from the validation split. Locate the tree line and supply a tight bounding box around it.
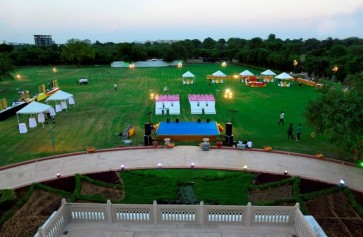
[1,34,363,80]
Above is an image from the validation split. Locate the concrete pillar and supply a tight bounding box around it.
[199,201,204,225]
[106,200,113,223]
[246,202,252,226]
[153,200,158,224]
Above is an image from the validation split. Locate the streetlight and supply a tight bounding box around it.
[293,60,298,73]
[332,66,339,81]
[16,74,22,92]
[224,89,232,122]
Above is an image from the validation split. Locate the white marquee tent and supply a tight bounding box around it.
[239,70,254,76]
[260,69,277,76]
[16,102,53,132]
[46,90,75,111]
[212,70,226,77]
[182,71,195,84]
[275,72,294,80]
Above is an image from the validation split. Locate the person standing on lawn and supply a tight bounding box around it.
[296,123,302,141]
[278,111,285,125]
[114,83,117,90]
[287,123,295,139]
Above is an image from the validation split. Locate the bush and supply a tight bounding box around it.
[0,189,16,209]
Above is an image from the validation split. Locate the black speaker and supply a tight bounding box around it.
[144,135,152,146]
[206,118,210,123]
[166,118,170,123]
[226,123,232,136]
[197,119,201,123]
[144,123,151,135]
[176,118,179,123]
[224,135,234,147]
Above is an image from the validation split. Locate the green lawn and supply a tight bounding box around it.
[0,64,349,166]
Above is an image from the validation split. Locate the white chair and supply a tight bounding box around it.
[29,117,37,128]
[61,101,67,110]
[38,113,45,123]
[68,97,75,105]
[55,104,62,112]
[19,123,28,134]
[48,107,56,117]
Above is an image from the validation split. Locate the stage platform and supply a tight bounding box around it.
[156,121,220,141]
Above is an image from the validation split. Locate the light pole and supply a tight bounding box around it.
[49,122,55,154]
[16,74,22,92]
[293,60,298,74]
[332,66,339,81]
[224,89,232,122]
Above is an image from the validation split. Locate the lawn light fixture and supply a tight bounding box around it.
[224,89,232,99]
[158,162,162,168]
[150,93,155,100]
[120,164,125,171]
[221,61,227,67]
[283,170,288,175]
[129,63,135,69]
[243,165,248,170]
[190,162,195,168]
[52,67,57,73]
[339,179,345,186]
[56,173,61,178]
[177,61,183,68]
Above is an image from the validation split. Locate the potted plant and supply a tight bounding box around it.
[151,132,158,147]
[216,134,223,148]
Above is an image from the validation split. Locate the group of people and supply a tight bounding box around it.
[278,111,302,141]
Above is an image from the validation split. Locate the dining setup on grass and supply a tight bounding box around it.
[16,90,75,134]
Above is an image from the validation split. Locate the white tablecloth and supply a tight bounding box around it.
[29,117,37,128]
[19,123,28,134]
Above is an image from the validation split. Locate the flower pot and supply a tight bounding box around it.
[152,141,158,148]
[217,142,222,148]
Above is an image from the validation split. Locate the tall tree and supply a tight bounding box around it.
[61,39,95,67]
[305,73,363,157]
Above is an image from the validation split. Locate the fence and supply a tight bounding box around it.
[35,199,317,237]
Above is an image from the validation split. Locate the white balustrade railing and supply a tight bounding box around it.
[35,200,318,237]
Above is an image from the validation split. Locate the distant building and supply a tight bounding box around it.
[34,35,54,46]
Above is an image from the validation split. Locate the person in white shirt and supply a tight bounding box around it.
[278,111,285,125]
[246,140,253,149]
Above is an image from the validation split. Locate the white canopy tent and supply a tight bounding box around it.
[16,102,53,131]
[260,69,277,76]
[212,70,226,77]
[275,72,294,80]
[275,72,294,87]
[46,90,75,111]
[182,71,195,84]
[239,70,254,76]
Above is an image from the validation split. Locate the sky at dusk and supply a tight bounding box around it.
[1,0,363,44]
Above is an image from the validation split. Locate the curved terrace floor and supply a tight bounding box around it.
[0,146,362,192]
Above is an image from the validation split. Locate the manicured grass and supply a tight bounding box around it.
[0,64,349,166]
[120,169,254,204]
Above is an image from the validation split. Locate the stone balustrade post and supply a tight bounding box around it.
[153,200,158,224]
[38,226,45,237]
[246,202,252,226]
[106,200,113,223]
[199,201,204,225]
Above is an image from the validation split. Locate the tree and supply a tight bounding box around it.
[0,53,14,76]
[305,74,363,158]
[61,39,95,67]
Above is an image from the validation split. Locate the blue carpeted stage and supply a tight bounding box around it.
[156,121,220,141]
